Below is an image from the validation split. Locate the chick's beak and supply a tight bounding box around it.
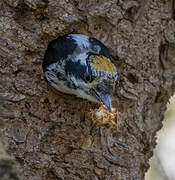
[90,88,112,112]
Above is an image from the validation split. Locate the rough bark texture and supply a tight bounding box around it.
[0,0,175,179]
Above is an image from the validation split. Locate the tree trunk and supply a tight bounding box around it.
[0,0,175,179]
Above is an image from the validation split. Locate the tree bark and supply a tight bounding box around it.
[0,0,175,179]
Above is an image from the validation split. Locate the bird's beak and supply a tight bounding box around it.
[99,93,112,112]
[90,89,112,112]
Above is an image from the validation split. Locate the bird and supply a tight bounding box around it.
[42,34,118,111]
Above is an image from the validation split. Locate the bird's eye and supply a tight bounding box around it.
[85,75,91,82]
[84,74,94,83]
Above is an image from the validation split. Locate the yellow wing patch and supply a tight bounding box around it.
[89,55,116,73]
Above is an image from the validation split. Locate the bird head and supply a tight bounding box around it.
[43,34,118,112]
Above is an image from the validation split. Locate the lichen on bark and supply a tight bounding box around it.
[0,0,175,179]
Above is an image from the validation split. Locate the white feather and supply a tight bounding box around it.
[49,77,99,103]
[69,34,90,49]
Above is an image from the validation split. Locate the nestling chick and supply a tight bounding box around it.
[42,34,118,111]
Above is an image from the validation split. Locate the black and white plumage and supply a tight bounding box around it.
[43,34,118,111]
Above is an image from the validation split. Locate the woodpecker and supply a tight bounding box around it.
[43,34,118,111]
